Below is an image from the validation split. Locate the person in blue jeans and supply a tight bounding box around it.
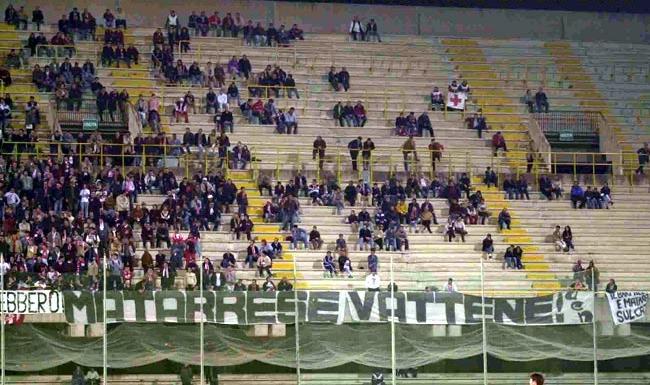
[498,208,511,230]
[367,249,379,273]
[290,225,308,249]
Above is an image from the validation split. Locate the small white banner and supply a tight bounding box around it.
[446,92,467,110]
[607,291,649,325]
[0,290,64,314]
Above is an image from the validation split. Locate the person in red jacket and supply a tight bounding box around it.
[491,131,507,156]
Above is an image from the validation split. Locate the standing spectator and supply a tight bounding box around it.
[535,87,549,113]
[482,234,494,259]
[312,136,326,169]
[365,272,381,292]
[32,6,44,31]
[328,66,339,91]
[636,142,649,174]
[115,7,127,29]
[180,364,193,385]
[365,18,381,42]
[428,139,444,171]
[417,112,433,137]
[401,136,418,172]
[348,136,363,172]
[349,16,365,41]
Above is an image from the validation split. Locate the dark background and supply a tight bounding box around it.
[271,0,650,14]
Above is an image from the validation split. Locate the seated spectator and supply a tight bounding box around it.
[290,225,309,249]
[570,182,585,209]
[430,86,444,111]
[337,67,350,92]
[442,278,458,292]
[552,225,566,252]
[491,131,507,156]
[358,224,373,250]
[497,208,511,230]
[216,106,234,133]
[174,97,189,123]
[289,24,304,40]
[585,186,603,209]
[516,177,530,200]
[600,182,613,209]
[309,226,323,250]
[523,89,534,113]
[4,49,21,69]
[482,233,494,259]
[353,101,367,127]
[284,107,298,134]
[227,81,240,106]
[605,279,617,294]
[258,255,273,278]
[535,87,549,113]
[205,87,218,113]
[323,251,336,277]
[502,176,516,199]
[465,111,488,139]
[562,225,575,253]
[244,240,260,268]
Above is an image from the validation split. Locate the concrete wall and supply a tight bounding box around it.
[3,0,650,43]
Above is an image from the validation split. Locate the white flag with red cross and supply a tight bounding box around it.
[446,92,467,110]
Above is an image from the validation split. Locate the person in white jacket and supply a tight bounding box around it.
[349,16,364,41]
[217,89,228,112]
[365,272,381,292]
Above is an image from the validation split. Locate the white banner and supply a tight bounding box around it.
[446,92,467,110]
[0,290,64,314]
[607,291,649,325]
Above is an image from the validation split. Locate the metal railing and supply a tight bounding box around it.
[2,141,641,189]
[534,111,602,135]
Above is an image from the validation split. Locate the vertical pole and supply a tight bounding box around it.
[200,264,204,385]
[293,255,301,385]
[592,269,598,385]
[1,254,5,385]
[390,253,396,385]
[103,252,107,385]
[480,257,488,385]
[592,153,596,187]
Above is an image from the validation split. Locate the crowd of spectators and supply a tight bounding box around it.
[394,111,433,137]
[159,9,304,50]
